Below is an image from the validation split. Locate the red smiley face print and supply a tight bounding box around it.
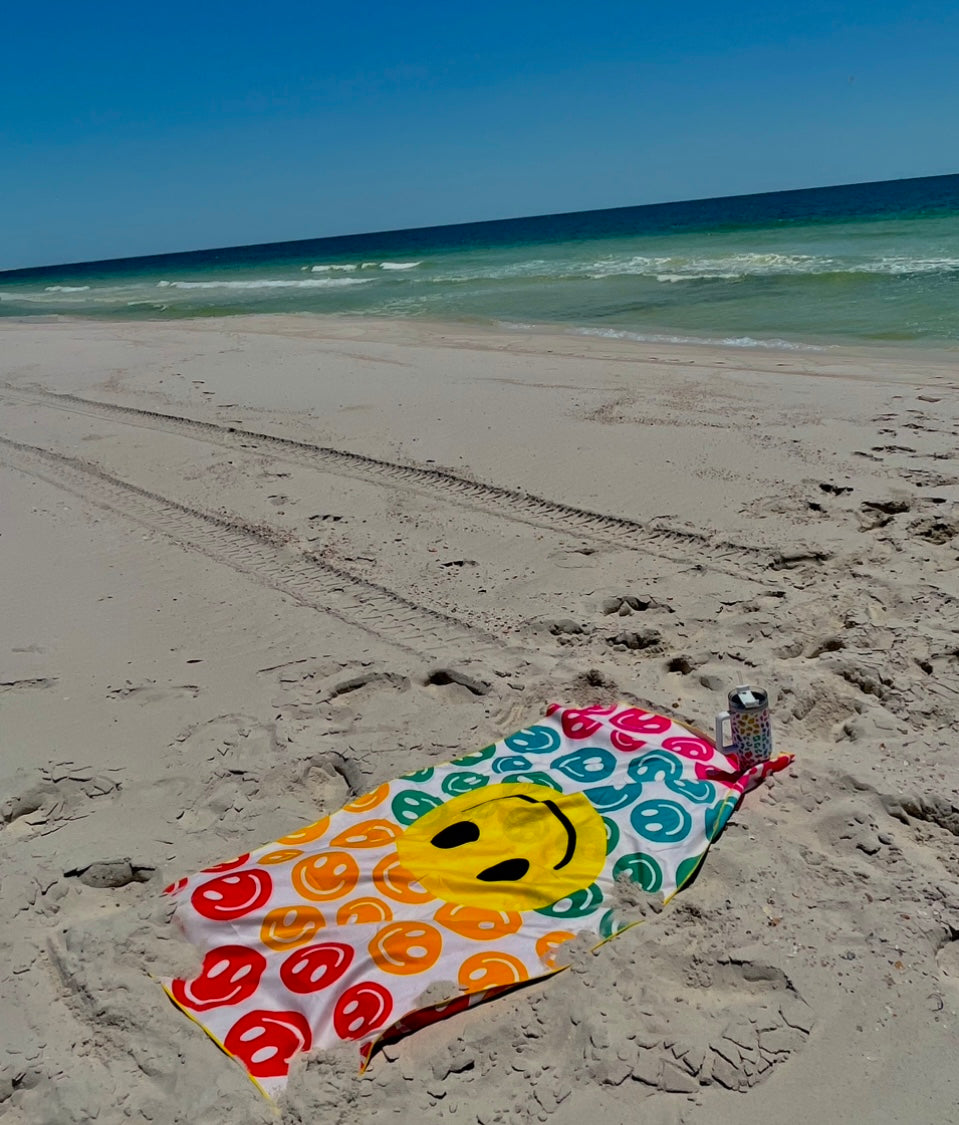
[280,942,354,994]
[171,945,266,1012]
[610,708,672,735]
[610,730,647,752]
[333,982,393,1041]
[560,705,617,739]
[191,870,273,921]
[662,735,715,760]
[223,1009,313,1080]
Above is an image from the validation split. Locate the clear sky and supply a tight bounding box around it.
[2,0,958,269]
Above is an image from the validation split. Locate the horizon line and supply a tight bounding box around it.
[3,170,957,278]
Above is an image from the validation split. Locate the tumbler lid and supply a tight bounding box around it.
[729,685,767,710]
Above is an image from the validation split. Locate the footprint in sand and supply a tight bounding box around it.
[1,770,122,839]
[606,628,663,653]
[171,713,279,773]
[326,670,411,699]
[599,594,675,616]
[422,668,492,699]
[106,681,199,703]
[64,859,156,889]
[908,515,959,545]
[0,676,58,694]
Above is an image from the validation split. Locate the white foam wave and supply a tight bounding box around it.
[44,285,91,292]
[570,326,827,352]
[854,257,959,275]
[155,278,371,290]
[653,272,743,283]
[1,286,133,303]
[633,254,959,281]
[353,260,424,271]
[432,251,959,286]
[431,254,831,284]
[586,253,827,281]
[307,263,358,272]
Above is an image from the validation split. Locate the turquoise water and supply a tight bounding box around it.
[2,174,958,349]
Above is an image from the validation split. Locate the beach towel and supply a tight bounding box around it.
[162,703,791,1096]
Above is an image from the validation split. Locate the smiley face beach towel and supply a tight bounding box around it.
[162,703,791,1095]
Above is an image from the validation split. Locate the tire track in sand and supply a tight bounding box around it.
[2,386,795,582]
[0,434,499,657]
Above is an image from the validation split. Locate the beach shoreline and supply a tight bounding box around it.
[2,315,959,1123]
[6,306,959,363]
[4,307,959,360]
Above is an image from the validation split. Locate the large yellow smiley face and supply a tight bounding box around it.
[395,782,606,912]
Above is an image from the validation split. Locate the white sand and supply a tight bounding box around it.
[2,315,958,1123]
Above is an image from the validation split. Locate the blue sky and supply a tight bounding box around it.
[2,1,957,268]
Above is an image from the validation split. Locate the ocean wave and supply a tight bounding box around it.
[43,285,91,292]
[653,272,742,283]
[644,254,959,281]
[586,253,831,281]
[353,260,423,271]
[0,288,130,303]
[431,251,959,286]
[303,260,423,273]
[585,253,814,279]
[570,326,827,351]
[631,255,959,281]
[155,278,371,290]
[853,256,959,275]
[430,254,830,284]
[430,260,553,283]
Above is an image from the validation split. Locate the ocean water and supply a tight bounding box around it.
[2,174,958,350]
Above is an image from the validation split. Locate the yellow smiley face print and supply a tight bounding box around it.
[395,782,606,912]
